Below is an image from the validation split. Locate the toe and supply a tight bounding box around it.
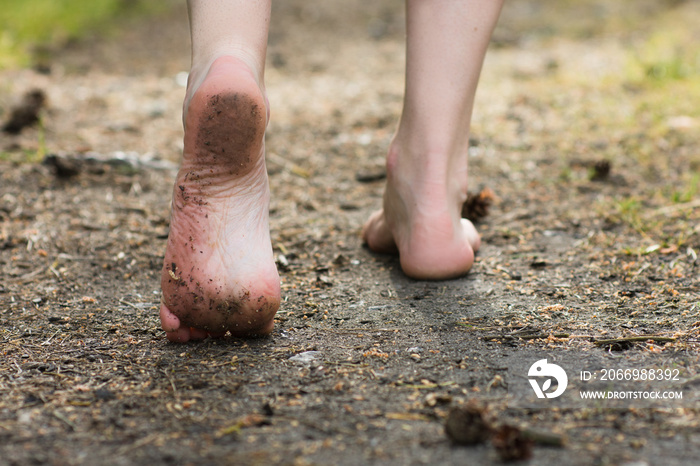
[166,327,191,343]
[362,210,398,254]
[160,303,181,332]
[188,327,209,340]
[161,304,192,343]
[461,218,481,252]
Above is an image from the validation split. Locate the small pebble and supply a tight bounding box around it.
[94,388,116,401]
[289,351,322,364]
[445,402,492,445]
[175,71,189,87]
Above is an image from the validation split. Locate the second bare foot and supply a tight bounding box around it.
[362,144,481,280]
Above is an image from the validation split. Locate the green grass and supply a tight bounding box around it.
[666,173,700,204]
[0,0,173,69]
[625,7,700,86]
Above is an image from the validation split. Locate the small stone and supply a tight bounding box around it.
[276,254,289,269]
[332,254,348,267]
[355,168,386,183]
[508,271,522,281]
[424,393,452,407]
[316,274,332,286]
[445,401,492,445]
[289,351,322,364]
[94,388,116,401]
[175,71,189,87]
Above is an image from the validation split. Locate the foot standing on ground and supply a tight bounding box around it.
[160,1,278,343]
[160,0,503,342]
[362,0,503,279]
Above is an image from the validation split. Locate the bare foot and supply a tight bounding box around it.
[160,56,280,343]
[362,144,481,280]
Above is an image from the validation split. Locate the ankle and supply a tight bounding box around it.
[191,45,264,82]
[385,139,469,210]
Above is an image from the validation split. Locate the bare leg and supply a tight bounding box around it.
[160,0,280,342]
[362,0,503,280]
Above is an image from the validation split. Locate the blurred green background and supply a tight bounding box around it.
[0,0,176,69]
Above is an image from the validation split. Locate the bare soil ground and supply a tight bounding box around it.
[1,1,699,465]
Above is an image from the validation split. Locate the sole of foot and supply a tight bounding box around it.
[160,56,281,343]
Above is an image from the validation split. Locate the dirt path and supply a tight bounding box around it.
[1,1,699,465]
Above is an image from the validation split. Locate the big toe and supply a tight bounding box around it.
[160,304,186,342]
[160,303,181,333]
[461,218,481,252]
[362,210,398,254]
